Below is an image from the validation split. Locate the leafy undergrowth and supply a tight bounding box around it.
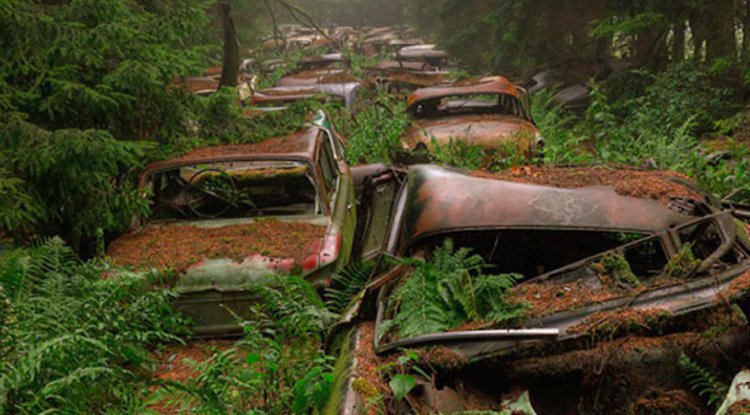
[381,239,526,339]
[533,62,750,203]
[0,238,188,414]
[149,275,338,414]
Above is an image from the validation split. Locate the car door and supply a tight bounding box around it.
[351,167,407,260]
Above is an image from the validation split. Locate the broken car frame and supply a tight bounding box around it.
[325,164,750,414]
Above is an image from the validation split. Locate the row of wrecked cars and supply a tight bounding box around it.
[117,25,750,415]
[108,122,750,414]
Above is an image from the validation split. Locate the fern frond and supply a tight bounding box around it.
[679,352,728,409]
[325,261,375,314]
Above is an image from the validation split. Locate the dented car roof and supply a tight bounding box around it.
[398,165,701,250]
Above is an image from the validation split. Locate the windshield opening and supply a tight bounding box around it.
[409,93,523,119]
[409,229,647,280]
[145,160,320,221]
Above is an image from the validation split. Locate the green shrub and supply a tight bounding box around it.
[0,122,150,253]
[344,91,410,164]
[0,237,187,414]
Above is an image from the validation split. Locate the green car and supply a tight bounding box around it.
[108,111,358,336]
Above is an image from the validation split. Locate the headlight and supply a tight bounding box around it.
[531,134,546,159]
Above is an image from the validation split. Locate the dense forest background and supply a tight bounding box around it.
[1,0,749,254]
[2,1,750,413]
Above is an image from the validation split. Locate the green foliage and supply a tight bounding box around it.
[0,237,187,414]
[253,275,339,338]
[0,0,214,137]
[593,253,640,288]
[0,122,150,251]
[430,138,485,170]
[344,91,410,164]
[665,243,701,278]
[679,352,729,409]
[389,374,416,401]
[158,275,337,414]
[531,91,596,165]
[325,260,375,314]
[383,239,526,339]
[529,62,750,200]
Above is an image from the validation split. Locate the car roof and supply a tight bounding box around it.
[407,76,520,108]
[142,127,320,176]
[398,165,700,252]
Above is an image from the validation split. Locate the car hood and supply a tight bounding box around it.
[404,115,539,151]
[108,216,336,293]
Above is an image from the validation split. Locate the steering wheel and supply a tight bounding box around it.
[186,168,257,218]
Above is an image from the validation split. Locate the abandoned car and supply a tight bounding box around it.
[403,77,544,158]
[364,60,450,93]
[250,81,363,111]
[396,44,449,69]
[108,112,357,336]
[525,59,631,111]
[325,164,750,414]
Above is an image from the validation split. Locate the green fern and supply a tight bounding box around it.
[253,275,340,338]
[678,352,728,409]
[0,238,188,413]
[385,239,526,339]
[325,261,375,314]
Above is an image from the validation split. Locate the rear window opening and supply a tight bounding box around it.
[410,229,647,279]
[408,93,523,119]
[147,160,320,221]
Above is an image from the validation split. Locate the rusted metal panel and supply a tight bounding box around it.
[404,115,538,150]
[399,165,695,251]
[251,82,362,110]
[141,128,319,178]
[407,76,520,107]
[397,44,449,60]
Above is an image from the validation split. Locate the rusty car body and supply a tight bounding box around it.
[250,81,362,111]
[396,44,449,69]
[325,164,750,414]
[403,77,544,158]
[108,111,358,336]
[364,60,450,93]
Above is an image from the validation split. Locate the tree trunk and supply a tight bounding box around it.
[743,0,750,62]
[703,0,737,61]
[672,20,685,62]
[689,16,707,62]
[219,3,239,88]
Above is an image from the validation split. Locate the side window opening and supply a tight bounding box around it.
[623,238,669,279]
[677,221,723,260]
[319,138,339,195]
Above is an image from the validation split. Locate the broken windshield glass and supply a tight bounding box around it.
[145,160,320,221]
